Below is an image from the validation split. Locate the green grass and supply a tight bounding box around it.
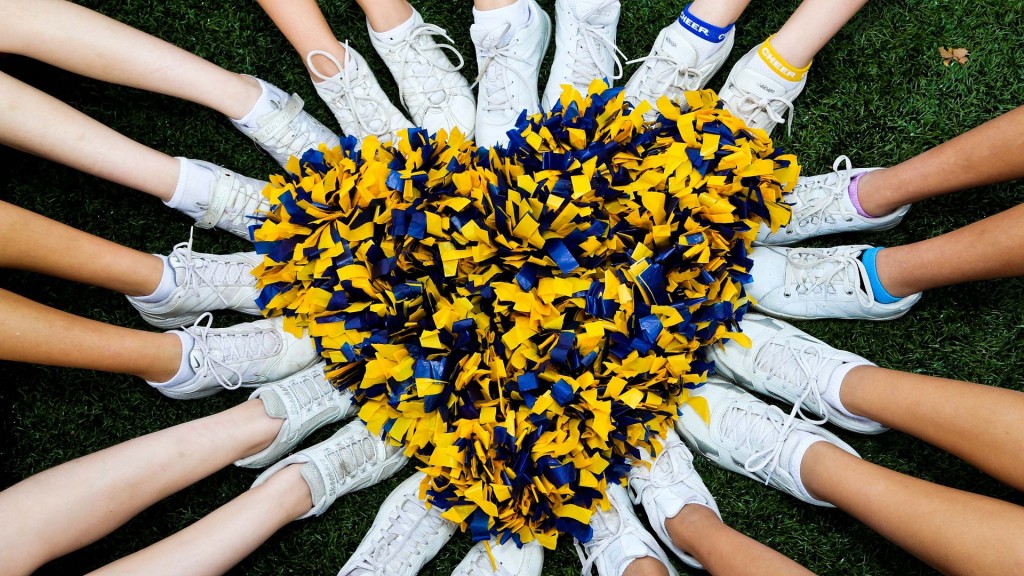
[2,0,1023,574]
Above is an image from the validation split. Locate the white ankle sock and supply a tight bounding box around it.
[473,0,531,45]
[368,9,422,44]
[152,331,197,386]
[133,255,178,304]
[670,20,730,63]
[233,77,287,128]
[787,434,822,501]
[823,361,876,423]
[165,158,216,219]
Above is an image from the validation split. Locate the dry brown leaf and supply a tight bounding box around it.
[939,46,970,66]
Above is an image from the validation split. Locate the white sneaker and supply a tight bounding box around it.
[127,238,260,329]
[541,0,624,111]
[471,0,551,148]
[180,159,269,240]
[252,419,407,519]
[747,245,922,320]
[368,12,476,137]
[337,472,457,576]
[451,539,544,576]
[307,43,414,143]
[710,314,887,434]
[627,429,721,569]
[623,24,734,119]
[718,45,806,135]
[230,77,341,168]
[757,156,910,246]
[575,483,677,576]
[676,377,859,506]
[149,313,320,400]
[236,362,358,468]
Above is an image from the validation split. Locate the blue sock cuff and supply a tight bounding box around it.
[860,247,901,304]
[679,4,734,43]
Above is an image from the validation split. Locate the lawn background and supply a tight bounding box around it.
[1,0,1023,574]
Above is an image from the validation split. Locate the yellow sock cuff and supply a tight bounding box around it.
[757,36,811,82]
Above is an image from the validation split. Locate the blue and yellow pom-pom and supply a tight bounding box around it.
[250,81,797,549]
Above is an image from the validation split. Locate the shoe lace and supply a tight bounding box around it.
[720,399,797,485]
[753,338,842,427]
[726,79,796,135]
[786,155,859,237]
[171,229,255,307]
[634,439,696,495]
[782,246,875,308]
[564,0,625,86]
[349,493,449,572]
[307,42,394,139]
[472,24,535,113]
[574,497,646,576]
[183,312,278,391]
[385,24,465,118]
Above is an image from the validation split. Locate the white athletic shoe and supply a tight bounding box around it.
[541,0,624,111]
[576,483,678,576]
[231,78,341,168]
[149,313,320,400]
[471,0,551,148]
[177,159,269,240]
[710,314,887,434]
[127,238,260,329]
[337,472,458,576]
[236,362,358,468]
[757,156,910,246]
[627,429,721,569]
[623,24,734,119]
[747,245,922,321]
[676,377,859,507]
[252,419,407,519]
[451,539,544,576]
[718,45,806,135]
[307,43,414,144]
[368,11,476,137]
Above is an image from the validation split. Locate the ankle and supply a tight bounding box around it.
[220,73,264,120]
[252,463,313,520]
[852,169,899,217]
[622,555,671,576]
[837,365,879,420]
[666,503,722,553]
[859,247,903,303]
[140,332,191,383]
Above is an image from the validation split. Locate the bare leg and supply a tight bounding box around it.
[91,465,309,576]
[256,0,349,80]
[668,505,815,575]
[622,557,671,576]
[0,289,181,382]
[0,72,180,201]
[474,0,518,10]
[856,106,1024,217]
[0,0,261,119]
[873,204,1024,297]
[686,0,751,27]
[769,0,868,68]
[0,201,164,296]
[0,400,283,576]
[841,366,1024,491]
[802,442,1024,576]
[356,0,414,32]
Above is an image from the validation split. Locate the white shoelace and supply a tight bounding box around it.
[626,51,704,100]
[753,339,843,426]
[786,155,860,236]
[728,84,796,135]
[384,24,465,118]
[170,230,255,307]
[630,440,696,499]
[183,312,278,390]
[473,23,536,113]
[783,246,875,308]
[347,496,448,573]
[564,0,625,86]
[720,400,798,485]
[307,42,393,138]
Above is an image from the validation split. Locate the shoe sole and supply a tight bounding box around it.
[749,302,915,322]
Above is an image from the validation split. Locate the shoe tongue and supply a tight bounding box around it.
[658,26,699,67]
[470,24,507,50]
[734,66,787,99]
[575,0,619,25]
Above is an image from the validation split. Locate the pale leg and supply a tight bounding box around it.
[686,0,751,27]
[770,0,868,68]
[802,442,1024,576]
[0,0,261,118]
[0,400,283,576]
[256,0,349,80]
